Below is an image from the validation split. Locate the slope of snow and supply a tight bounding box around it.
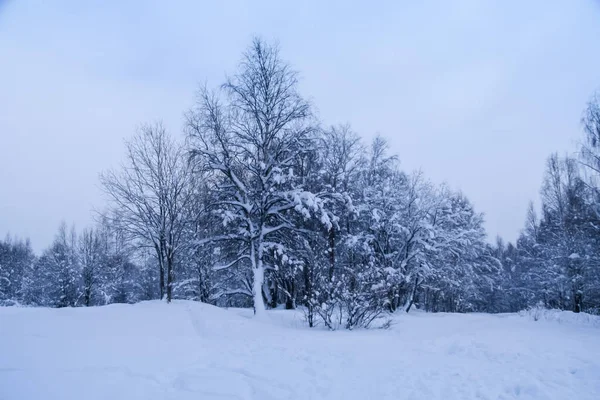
[1,301,599,400]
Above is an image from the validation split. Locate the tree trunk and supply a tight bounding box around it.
[328,227,335,280]
[307,304,314,327]
[84,287,91,307]
[270,279,278,309]
[405,275,420,313]
[388,285,402,312]
[285,280,295,309]
[285,298,294,309]
[159,264,164,300]
[253,265,266,317]
[303,259,314,327]
[573,290,582,313]
[253,232,268,317]
[156,244,165,300]
[166,255,174,303]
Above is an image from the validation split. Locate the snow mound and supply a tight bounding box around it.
[520,307,600,327]
[1,301,600,400]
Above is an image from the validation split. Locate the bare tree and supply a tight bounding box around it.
[100,122,194,302]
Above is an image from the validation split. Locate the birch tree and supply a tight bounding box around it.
[186,38,331,316]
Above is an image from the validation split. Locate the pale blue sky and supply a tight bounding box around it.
[1,0,600,252]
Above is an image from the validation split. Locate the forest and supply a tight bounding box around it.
[2,39,600,329]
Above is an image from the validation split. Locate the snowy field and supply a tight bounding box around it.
[1,301,599,400]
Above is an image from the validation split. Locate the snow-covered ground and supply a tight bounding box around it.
[1,301,598,400]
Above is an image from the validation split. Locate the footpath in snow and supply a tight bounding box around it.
[1,301,599,400]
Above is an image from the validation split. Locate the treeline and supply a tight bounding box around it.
[0,222,156,307]
[490,98,600,315]
[1,39,599,327]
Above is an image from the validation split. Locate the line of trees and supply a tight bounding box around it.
[2,38,599,327]
[489,97,600,315]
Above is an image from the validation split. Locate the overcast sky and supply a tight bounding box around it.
[1,0,600,252]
